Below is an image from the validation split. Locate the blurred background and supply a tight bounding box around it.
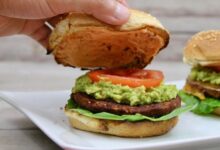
[0,0,220,90]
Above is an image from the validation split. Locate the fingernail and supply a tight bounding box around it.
[113,3,130,21]
[118,0,129,7]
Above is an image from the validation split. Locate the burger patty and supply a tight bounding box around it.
[72,92,181,117]
[187,79,220,98]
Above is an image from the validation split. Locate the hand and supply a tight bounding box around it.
[0,0,130,47]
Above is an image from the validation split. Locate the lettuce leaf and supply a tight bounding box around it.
[66,99,195,122]
[178,91,220,115]
[66,99,76,109]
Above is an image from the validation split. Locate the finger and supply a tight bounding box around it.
[27,24,51,48]
[48,0,130,25]
[117,0,129,7]
[0,0,54,19]
[18,19,50,48]
[75,0,130,25]
[0,0,130,25]
[45,14,68,29]
[0,15,50,45]
[0,15,50,47]
[0,15,25,36]
[90,1,130,25]
[39,36,49,48]
[18,20,46,35]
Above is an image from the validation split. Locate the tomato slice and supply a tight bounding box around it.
[88,69,164,88]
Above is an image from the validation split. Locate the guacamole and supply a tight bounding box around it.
[73,75,178,106]
[189,67,220,85]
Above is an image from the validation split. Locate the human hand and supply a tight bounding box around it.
[0,0,130,47]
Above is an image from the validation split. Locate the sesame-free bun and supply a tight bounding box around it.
[49,9,169,69]
[183,30,220,67]
[65,109,178,138]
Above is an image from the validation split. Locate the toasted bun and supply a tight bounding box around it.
[183,30,220,67]
[65,109,178,137]
[49,9,169,69]
[213,107,220,116]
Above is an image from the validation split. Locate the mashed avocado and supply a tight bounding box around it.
[73,75,178,106]
[189,67,220,85]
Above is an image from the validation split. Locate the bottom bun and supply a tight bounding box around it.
[214,107,220,116]
[65,109,178,138]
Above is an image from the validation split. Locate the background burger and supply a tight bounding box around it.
[179,30,220,116]
[49,9,192,137]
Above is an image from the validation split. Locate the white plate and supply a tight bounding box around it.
[0,80,220,150]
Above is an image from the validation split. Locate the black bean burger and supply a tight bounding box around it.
[49,9,192,137]
[179,30,220,116]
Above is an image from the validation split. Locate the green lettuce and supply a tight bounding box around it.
[66,99,195,122]
[178,91,220,115]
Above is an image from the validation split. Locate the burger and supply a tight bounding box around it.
[179,30,220,116]
[49,9,192,137]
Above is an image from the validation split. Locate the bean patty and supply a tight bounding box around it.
[187,79,220,98]
[72,92,181,117]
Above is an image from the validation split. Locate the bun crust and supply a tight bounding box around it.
[65,109,178,138]
[49,9,169,69]
[184,30,220,66]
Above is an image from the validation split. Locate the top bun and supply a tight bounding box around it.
[49,9,169,69]
[183,30,220,67]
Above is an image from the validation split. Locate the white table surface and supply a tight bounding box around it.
[1,61,218,150]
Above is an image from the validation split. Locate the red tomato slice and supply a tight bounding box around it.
[88,69,164,88]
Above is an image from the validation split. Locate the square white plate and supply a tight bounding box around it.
[0,80,220,150]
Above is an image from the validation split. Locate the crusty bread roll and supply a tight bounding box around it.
[65,109,178,138]
[49,9,169,69]
[183,30,220,67]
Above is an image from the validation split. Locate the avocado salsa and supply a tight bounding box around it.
[73,74,178,106]
[189,67,220,85]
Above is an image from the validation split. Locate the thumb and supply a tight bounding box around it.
[50,0,130,25]
[85,0,130,25]
[0,0,130,25]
